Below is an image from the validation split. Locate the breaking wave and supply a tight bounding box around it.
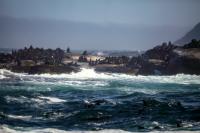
[1,68,200,85]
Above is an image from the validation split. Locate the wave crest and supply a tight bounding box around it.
[0,68,200,84]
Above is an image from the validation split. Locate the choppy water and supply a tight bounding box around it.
[0,68,200,133]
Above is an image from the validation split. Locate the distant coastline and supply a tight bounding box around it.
[0,39,200,75]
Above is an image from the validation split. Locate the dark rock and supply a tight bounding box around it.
[95,65,137,74]
[175,119,183,128]
[10,65,79,74]
[93,99,107,105]
[142,99,160,107]
[166,47,200,75]
[176,122,183,128]
[137,125,145,129]
[154,126,161,129]
[0,112,6,119]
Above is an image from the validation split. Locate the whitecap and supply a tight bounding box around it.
[4,95,66,106]
[7,114,32,121]
[38,96,66,103]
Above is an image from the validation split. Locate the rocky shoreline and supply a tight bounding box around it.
[93,40,200,75]
[0,39,200,75]
[9,65,80,74]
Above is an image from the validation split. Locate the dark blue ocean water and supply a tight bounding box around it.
[0,68,200,132]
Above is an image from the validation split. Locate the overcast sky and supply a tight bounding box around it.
[0,0,200,50]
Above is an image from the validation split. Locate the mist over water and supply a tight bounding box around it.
[0,68,200,132]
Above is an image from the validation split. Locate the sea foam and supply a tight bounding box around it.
[1,125,200,133]
[0,68,200,85]
[38,96,66,103]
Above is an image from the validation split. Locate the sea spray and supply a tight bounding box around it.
[1,68,200,84]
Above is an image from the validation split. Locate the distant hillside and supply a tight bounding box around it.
[175,22,200,45]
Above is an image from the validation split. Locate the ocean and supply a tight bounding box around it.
[0,68,200,133]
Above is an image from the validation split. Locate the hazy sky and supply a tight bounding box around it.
[0,0,200,50]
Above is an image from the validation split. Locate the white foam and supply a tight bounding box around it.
[7,114,32,121]
[5,95,66,106]
[32,68,113,80]
[1,68,200,85]
[0,69,10,79]
[38,96,66,103]
[0,69,25,79]
[0,74,7,79]
[1,125,200,133]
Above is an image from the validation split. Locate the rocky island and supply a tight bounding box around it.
[0,46,80,74]
[0,39,200,75]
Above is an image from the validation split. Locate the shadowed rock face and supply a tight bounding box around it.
[130,40,200,75]
[143,42,177,61]
[167,48,200,75]
[10,65,79,74]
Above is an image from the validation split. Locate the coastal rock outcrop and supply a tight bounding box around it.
[10,65,79,74]
[0,40,200,75]
[136,40,200,75]
[0,46,80,74]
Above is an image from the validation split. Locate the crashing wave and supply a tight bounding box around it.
[0,68,200,85]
